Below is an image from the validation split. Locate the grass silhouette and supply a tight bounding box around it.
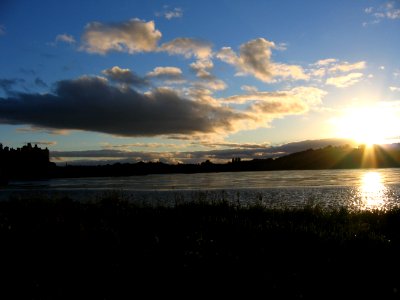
[1,193,400,298]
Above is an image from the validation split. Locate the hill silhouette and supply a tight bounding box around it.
[51,144,400,178]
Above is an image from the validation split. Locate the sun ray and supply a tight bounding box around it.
[333,105,400,147]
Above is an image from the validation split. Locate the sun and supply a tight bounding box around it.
[333,105,400,146]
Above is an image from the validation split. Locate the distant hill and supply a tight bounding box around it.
[50,144,400,178]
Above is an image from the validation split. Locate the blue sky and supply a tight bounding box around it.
[0,0,400,164]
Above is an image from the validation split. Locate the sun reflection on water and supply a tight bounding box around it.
[357,171,387,210]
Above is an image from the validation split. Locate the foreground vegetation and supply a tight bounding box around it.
[1,194,400,299]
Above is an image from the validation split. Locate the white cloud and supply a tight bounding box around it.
[156,7,183,20]
[216,38,308,83]
[102,66,148,86]
[81,18,162,54]
[222,86,325,107]
[390,86,400,92]
[56,34,76,44]
[160,38,212,59]
[190,59,214,78]
[326,73,364,88]
[147,66,182,77]
[146,66,184,83]
[314,58,337,66]
[193,78,227,91]
[365,7,374,14]
[241,85,258,93]
[328,61,366,73]
[364,1,400,25]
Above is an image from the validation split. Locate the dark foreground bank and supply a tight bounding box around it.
[1,195,400,299]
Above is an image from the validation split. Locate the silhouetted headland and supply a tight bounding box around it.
[2,143,400,181]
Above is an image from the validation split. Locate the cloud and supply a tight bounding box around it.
[189,59,226,91]
[363,1,400,25]
[81,19,162,54]
[308,59,366,85]
[27,141,57,146]
[216,38,308,82]
[56,34,76,44]
[0,76,245,137]
[101,142,183,150]
[192,78,227,91]
[50,138,353,165]
[241,85,258,93]
[326,73,364,88]
[15,126,70,135]
[190,59,214,78]
[102,66,148,86]
[34,77,48,88]
[390,86,400,92]
[314,58,337,66]
[328,61,366,73]
[146,66,184,82]
[160,38,212,59]
[156,7,183,20]
[0,78,25,95]
[0,25,5,36]
[222,86,325,106]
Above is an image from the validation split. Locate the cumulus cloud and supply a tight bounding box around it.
[190,59,214,78]
[0,76,245,137]
[219,87,326,131]
[102,66,148,86]
[326,73,364,88]
[146,66,184,82]
[81,19,162,54]
[56,34,76,44]
[160,38,213,59]
[216,38,308,82]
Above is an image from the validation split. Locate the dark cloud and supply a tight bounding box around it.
[34,77,48,88]
[0,78,25,95]
[0,76,244,137]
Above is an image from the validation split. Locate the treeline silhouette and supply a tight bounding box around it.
[2,143,400,181]
[53,144,400,178]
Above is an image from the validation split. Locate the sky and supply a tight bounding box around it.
[0,0,400,164]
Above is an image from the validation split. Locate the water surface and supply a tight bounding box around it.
[3,169,400,210]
